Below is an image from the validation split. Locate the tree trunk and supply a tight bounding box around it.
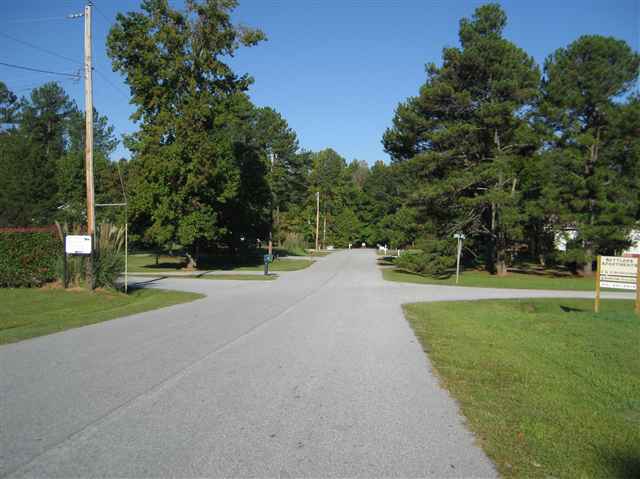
[185,253,197,270]
[495,227,509,276]
[579,245,594,276]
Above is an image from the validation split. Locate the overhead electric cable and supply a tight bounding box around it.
[3,16,71,24]
[93,67,130,101]
[93,4,112,26]
[0,31,81,65]
[0,61,80,79]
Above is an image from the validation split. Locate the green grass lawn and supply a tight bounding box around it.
[235,259,313,272]
[0,288,204,345]
[404,299,640,479]
[185,274,276,281]
[127,254,313,273]
[383,267,601,291]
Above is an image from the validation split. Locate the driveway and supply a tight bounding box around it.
[0,249,630,477]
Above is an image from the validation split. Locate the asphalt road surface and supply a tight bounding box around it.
[1,250,629,478]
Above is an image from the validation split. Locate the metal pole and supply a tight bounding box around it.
[84,3,95,290]
[456,237,462,284]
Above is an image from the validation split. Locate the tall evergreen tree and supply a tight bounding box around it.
[383,3,540,274]
[538,35,640,274]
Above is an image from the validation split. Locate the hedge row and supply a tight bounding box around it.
[0,231,61,287]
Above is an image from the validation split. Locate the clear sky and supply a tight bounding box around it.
[1,0,638,164]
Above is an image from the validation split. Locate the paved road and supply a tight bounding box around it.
[1,250,631,478]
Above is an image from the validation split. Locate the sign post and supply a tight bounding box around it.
[595,255,639,314]
[264,254,272,276]
[595,256,601,313]
[636,259,640,315]
[453,233,465,284]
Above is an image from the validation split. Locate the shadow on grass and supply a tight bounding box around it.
[121,277,168,292]
[598,450,640,479]
[560,305,587,313]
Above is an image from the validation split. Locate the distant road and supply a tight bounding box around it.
[1,249,629,477]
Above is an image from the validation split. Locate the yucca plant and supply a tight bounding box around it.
[95,223,125,288]
[55,222,125,288]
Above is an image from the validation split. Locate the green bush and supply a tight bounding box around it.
[94,224,125,288]
[396,238,456,277]
[282,232,307,256]
[0,231,61,287]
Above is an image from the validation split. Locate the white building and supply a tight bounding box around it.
[623,230,640,257]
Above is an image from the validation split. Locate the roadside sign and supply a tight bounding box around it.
[595,255,640,314]
[65,235,92,255]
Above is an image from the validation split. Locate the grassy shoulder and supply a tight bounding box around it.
[404,298,640,479]
[235,259,313,272]
[191,274,276,281]
[128,254,313,273]
[0,287,204,345]
[383,267,599,291]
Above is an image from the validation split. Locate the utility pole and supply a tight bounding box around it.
[323,213,326,250]
[315,191,320,251]
[84,3,95,290]
[268,150,274,257]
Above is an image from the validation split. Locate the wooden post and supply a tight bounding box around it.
[84,4,95,290]
[322,214,326,250]
[635,257,640,315]
[63,233,68,289]
[594,255,601,313]
[315,191,320,251]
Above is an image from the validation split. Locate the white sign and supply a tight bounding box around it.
[600,281,636,290]
[65,235,92,255]
[601,256,637,277]
[599,256,637,290]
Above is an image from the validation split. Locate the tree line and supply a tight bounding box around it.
[383,3,639,276]
[1,1,638,276]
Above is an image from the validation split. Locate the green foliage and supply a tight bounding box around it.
[0,231,61,287]
[0,82,121,228]
[281,232,307,256]
[395,238,456,276]
[382,3,640,276]
[94,224,126,288]
[536,35,640,272]
[108,0,269,259]
[383,3,540,275]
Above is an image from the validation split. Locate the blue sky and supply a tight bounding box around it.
[1,0,638,164]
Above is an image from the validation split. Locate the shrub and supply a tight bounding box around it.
[0,230,61,287]
[282,232,307,256]
[94,223,125,288]
[396,237,456,277]
[54,223,125,289]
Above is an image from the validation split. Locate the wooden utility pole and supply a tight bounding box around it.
[84,3,95,289]
[322,213,326,250]
[594,255,601,313]
[315,191,320,251]
[268,150,274,257]
[636,258,640,315]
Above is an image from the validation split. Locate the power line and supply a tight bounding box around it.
[2,16,71,24]
[0,32,81,65]
[92,4,112,26]
[0,61,80,79]
[93,67,130,101]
